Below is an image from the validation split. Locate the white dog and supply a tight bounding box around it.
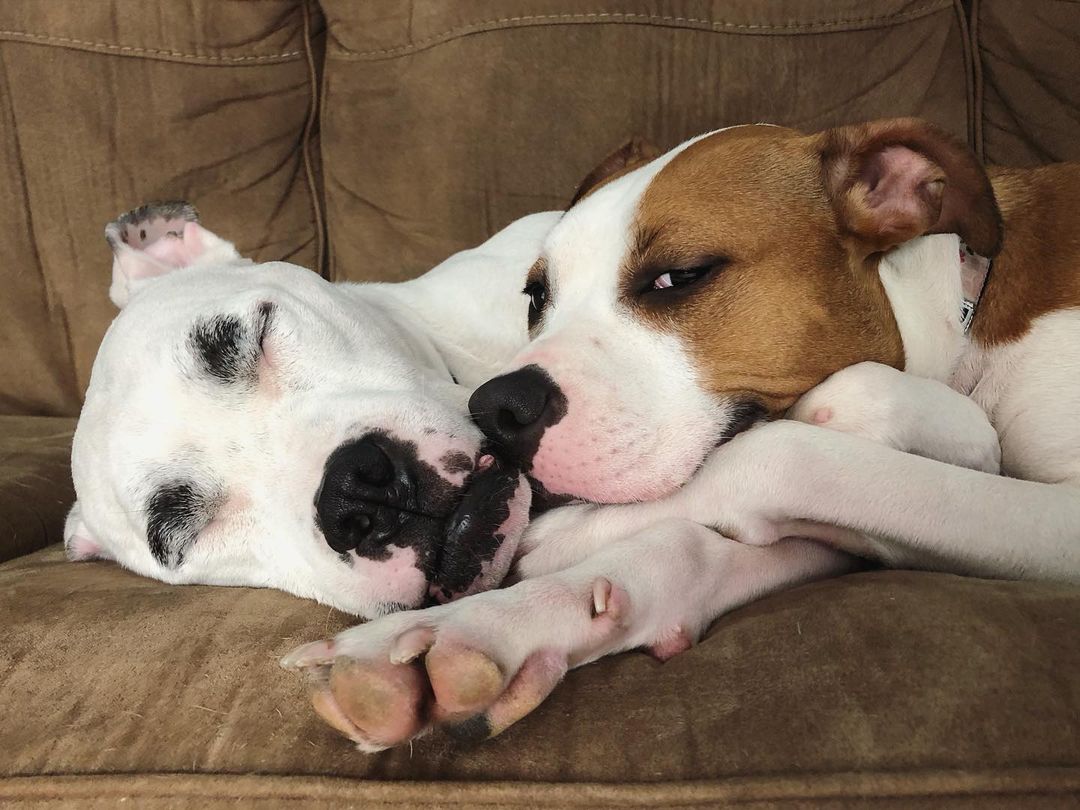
[282,119,1080,751]
[66,202,553,617]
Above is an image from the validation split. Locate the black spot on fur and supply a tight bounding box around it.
[189,304,273,387]
[527,477,577,518]
[105,200,199,250]
[146,480,218,568]
[255,301,275,347]
[190,315,252,385]
[441,451,474,475]
[444,713,493,744]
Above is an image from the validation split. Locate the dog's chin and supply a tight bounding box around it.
[428,453,529,602]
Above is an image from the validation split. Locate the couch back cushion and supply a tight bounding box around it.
[975,0,1080,165]
[319,0,972,284]
[0,0,323,416]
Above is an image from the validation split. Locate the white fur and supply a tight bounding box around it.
[294,133,1080,751]
[877,234,969,382]
[69,211,560,617]
[503,128,748,502]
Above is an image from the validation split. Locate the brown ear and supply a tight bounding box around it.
[570,136,662,207]
[817,118,1002,257]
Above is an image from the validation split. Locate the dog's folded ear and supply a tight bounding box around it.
[570,136,662,207]
[64,501,111,562]
[106,201,246,309]
[817,118,1002,258]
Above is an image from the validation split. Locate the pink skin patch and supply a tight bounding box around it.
[255,348,283,399]
[65,531,106,562]
[352,545,428,608]
[531,412,695,503]
[812,407,833,425]
[862,145,944,242]
[647,626,694,662]
[141,222,206,268]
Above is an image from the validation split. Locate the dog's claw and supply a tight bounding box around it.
[389,626,435,665]
[280,639,336,670]
[592,577,611,615]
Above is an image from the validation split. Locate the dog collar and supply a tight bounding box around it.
[958,240,993,334]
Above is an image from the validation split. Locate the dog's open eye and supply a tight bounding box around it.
[651,265,716,291]
[523,281,547,328]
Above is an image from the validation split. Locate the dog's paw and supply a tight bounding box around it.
[788,362,908,449]
[282,576,631,750]
[788,362,1000,473]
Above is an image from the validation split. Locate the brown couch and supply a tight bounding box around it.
[3,1,1079,806]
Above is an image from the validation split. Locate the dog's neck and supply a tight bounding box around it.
[341,258,533,392]
[341,211,560,391]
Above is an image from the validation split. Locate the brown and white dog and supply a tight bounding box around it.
[284,119,1080,750]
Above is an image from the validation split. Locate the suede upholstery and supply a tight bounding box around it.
[0,0,324,416]
[319,0,974,283]
[1,1,1079,806]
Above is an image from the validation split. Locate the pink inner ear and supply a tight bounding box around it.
[860,145,945,244]
[142,221,206,268]
[66,531,106,562]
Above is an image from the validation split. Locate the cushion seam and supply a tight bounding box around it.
[3,768,1080,804]
[0,29,304,64]
[329,4,955,61]
[969,0,986,160]
[299,0,326,277]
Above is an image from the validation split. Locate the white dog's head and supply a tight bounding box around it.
[67,202,545,617]
[469,121,1002,503]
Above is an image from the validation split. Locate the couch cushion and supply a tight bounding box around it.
[974,0,1080,165]
[318,0,973,284]
[0,416,76,563]
[2,542,1078,806]
[0,0,324,416]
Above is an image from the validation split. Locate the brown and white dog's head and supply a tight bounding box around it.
[470,119,1002,503]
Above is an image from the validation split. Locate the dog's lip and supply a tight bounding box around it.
[441,450,517,533]
[430,450,520,584]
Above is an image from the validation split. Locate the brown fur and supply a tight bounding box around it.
[975,165,1080,346]
[570,137,662,206]
[818,119,1002,257]
[627,125,905,413]
[611,120,1076,412]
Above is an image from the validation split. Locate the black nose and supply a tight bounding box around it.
[468,364,566,464]
[316,435,414,554]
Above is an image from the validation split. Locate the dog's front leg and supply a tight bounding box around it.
[671,420,1080,580]
[282,520,850,750]
[517,361,1003,580]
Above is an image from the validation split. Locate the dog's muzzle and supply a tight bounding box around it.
[315,434,422,555]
